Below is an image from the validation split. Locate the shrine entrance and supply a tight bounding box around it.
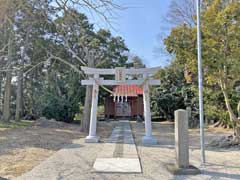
[81,66,161,145]
[115,101,131,117]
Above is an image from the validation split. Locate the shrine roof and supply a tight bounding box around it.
[112,85,143,97]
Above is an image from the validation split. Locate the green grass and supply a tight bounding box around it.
[98,105,105,115]
[73,105,105,123]
[0,120,34,128]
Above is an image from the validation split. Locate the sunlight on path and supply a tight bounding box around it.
[93,120,141,173]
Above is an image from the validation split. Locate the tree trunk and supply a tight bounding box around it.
[0,74,3,113]
[222,88,238,122]
[29,75,34,115]
[237,100,240,118]
[15,29,29,121]
[80,51,94,132]
[2,72,12,122]
[15,69,23,121]
[236,101,240,138]
[81,85,93,132]
[2,37,13,122]
[235,127,240,138]
[220,80,240,137]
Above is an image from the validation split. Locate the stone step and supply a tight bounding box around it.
[93,120,141,173]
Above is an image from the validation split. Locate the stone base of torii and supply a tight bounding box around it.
[81,66,161,145]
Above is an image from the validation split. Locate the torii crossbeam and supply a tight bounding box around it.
[81,66,161,145]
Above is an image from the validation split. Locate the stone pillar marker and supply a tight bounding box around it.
[175,109,189,168]
[85,74,100,143]
[166,109,200,175]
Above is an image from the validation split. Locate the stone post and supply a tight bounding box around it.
[166,109,200,175]
[175,109,189,168]
[85,74,100,143]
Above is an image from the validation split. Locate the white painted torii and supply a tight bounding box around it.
[81,66,161,145]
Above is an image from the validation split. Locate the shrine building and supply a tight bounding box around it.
[104,85,144,118]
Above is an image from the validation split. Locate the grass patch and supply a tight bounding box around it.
[73,105,105,123]
[0,120,34,128]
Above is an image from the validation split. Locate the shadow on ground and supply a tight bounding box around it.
[0,177,9,180]
[202,170,240,179]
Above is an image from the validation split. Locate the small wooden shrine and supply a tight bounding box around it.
[104,85,144,118]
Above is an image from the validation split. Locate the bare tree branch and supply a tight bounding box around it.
[23,58,52,78]
[166,0,196,27]
[53,0,126,29]
[23,53,85,79]
[63,37,87,66]
[0,44,8,53]
[49,53,85,77]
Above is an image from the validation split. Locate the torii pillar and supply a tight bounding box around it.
[142,74,157,145]
[85,74,100,143]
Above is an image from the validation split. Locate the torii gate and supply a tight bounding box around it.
[81,66,161,145]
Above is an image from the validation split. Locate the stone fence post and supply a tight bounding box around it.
[166,109,200,175]
[175,109,189,168]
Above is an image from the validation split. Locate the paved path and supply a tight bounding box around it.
[93,120,141,173]
[14,139,97,180]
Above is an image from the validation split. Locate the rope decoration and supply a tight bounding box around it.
[93,72,156,102]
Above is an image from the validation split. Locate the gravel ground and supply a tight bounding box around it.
[1,121,240,180]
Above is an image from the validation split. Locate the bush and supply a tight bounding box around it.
[39,91,80,123]
[151,87,185,120]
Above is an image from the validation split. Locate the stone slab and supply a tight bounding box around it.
[93,158,141,173]
[93,120,142,173]
[142,135,158,145]
[166,163,201,175]
[85,135,100,143]
[98,120,138,159]
[97,143,116,158]
[123,144,139,158]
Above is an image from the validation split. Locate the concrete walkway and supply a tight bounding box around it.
[93,120,141,173]
[14,139,98,180]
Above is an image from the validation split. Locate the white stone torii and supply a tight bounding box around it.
[81,66,161,145]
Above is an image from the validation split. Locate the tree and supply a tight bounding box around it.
[14,1,34,121]
[164,0,240,137]
[80,29,129,132]
[0,0,17,122]
[131,56,145,68]
[152,62,197,123]
[2,35,14,122]
[0,0,127,126]
[166,0,196,26]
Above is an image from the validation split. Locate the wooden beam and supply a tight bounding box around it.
[81,66,161,75]
[81,79,161,86]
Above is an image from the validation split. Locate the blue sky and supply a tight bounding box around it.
[87,0,174,67]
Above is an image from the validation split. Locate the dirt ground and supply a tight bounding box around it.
[0,120,240,180]
[131,122,240,180]
[0,121,113,179]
